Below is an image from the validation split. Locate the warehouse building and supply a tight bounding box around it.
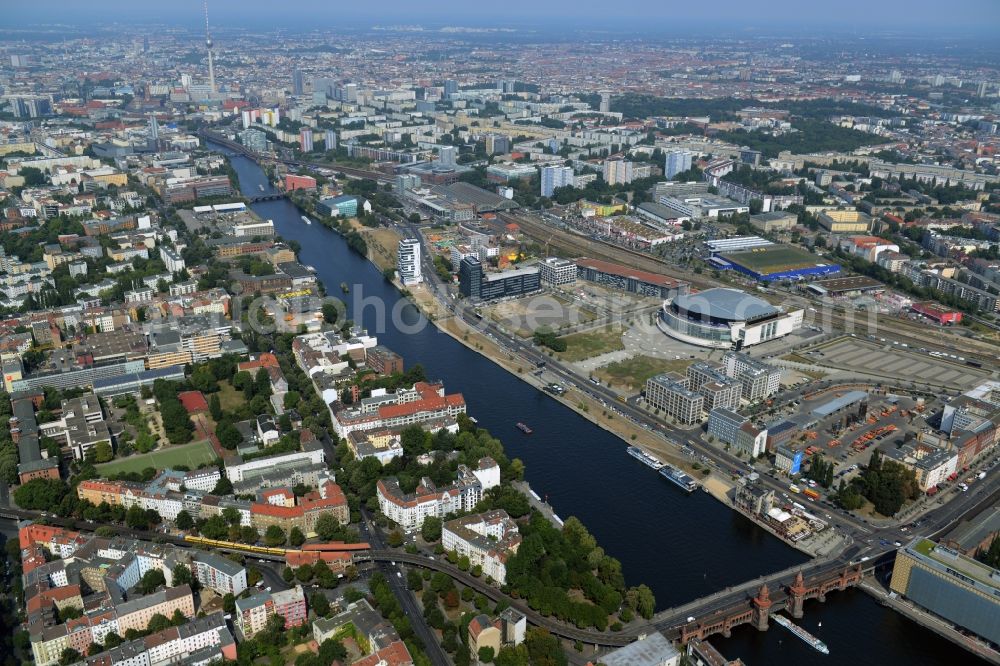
[576,258,689,299]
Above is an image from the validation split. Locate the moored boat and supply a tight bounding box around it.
[659,464,698,492]
[772,614,829,655]
[627,446,664,470]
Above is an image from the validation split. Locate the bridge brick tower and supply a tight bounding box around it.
[751,583,773,631]
[788,571,807,619]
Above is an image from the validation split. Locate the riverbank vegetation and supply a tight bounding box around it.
[504,514,656,630]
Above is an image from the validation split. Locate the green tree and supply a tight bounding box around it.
[212,475,233,495]
[239,525,260,544]
[59,648,82,665]
[58,605,83,622]
[264,525,286,547]
[189,365,218,393]
[524,628,566,666]
[289,526,306,547]
[478,647,495,663]
[216,421,243,450]
[21,167,47,187]
[209,394,223,421]
[126,504,150,530]
[254,368,272,398]
[283,391,301,410]
[317,639,347,664]
[13,478,68,511]
[296,563,314,582]
[310,592,330,617]
[172,563,193,588]
[146,613,172,634]
[407,569,424,591]
[175,510,194,530]
[421,516,442,542]
[138,569,166,594]
[627,584,656,619]
[92,440,114,463]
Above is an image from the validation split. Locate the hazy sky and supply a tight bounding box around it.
[5,0,1000,35]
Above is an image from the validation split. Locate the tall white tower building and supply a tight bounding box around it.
[397,238,423,286]
[204,0,217,95]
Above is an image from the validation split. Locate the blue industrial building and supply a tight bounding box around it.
[891,539,1000,646]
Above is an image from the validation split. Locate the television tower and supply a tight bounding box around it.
[204,0,216,95]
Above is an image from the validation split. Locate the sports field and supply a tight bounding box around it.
[96,440,217,475]
[721,245,825,274]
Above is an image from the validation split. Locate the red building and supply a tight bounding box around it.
[911,302,962,325]
[284,174,317,192]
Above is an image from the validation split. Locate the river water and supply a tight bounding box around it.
[220,146,966,665]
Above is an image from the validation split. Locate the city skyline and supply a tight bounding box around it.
[3,0,1000,35]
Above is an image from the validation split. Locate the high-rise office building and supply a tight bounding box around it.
[459,257,540,302]
[443,79,458,98]
[11,97,51,118]
[438,145,457,168]
[599,92,611,112]
[397,239,423,286]
[396,174,421,193]
[143,35,150,53]
[342,83,358,103]
[324,130,337,151]
[299,128,313,153]
[312,77,335,97]
[292,69,304,96]
[484,135,510,156]
[540,165,574,197]
[664,150,693,179]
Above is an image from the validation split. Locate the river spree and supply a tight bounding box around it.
[222,146,970,665]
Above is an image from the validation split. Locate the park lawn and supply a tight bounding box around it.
[216,381,245,412]
[349,221,403,272]
[97,440,217,475]
[595,356,693,390]
[558,327,625,362]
